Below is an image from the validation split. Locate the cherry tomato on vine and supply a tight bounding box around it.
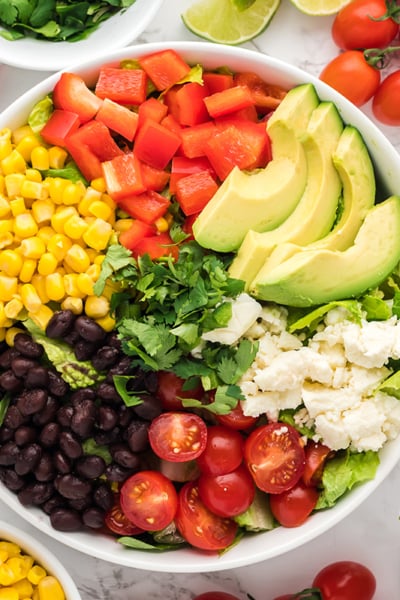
[302,441,332,487]
[372,70,400,125]
[194,593,241,600]
[244,422,305,494]
[319,50,381,106]
[332,0,399,50]
[156,371,204,410]
[196,425,244,476]
[120,470,178,531]
[269,480,319,527]
[312,561,376,600]
[198,464,255,517]
[148,411,208,462]
[175,480,238,551]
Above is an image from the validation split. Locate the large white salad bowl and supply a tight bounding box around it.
[1,41,400,573]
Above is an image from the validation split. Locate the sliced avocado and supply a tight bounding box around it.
[192,84,319,252]
[250,195,400,307]
[229,101,343,286]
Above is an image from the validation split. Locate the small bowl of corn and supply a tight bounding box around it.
[0,520,81,600]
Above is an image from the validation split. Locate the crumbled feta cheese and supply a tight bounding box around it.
[201,293,262,345]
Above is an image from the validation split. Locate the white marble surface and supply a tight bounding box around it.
[1,1,400,597]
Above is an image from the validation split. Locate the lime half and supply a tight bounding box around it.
[289,0,350,15]
[181,0,281,45]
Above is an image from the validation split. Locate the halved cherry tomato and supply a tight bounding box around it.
[148,411,207,462]
[269,480,319,527]
[194,594,240,600]
[120,470,178,531]
[155,371,204,411]
[216,401,258,431]
[312,561,376,600]
[198,465,255,517]
[104,495,144,536]
[175,481,238,551]
[196,425,244,476]
[244,422,305,494]
[302,441,333,487]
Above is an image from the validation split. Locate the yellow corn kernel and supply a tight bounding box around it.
[30,146,50,170]
[20,237,46,259]
[94,254,105,265]
[155,216,169,233]
[63,273,84,298]
[20,555,34,572]
[4,298,23,319]
[27,565,46,585]
[20,283,42,313]
[0,587,19,599]
[0,129,13,161]
[88,199,113,221]
[37,252,58,276]
[19,259,37,283]
[61,296,83,314]
[62,181,85,206]
[0,233,14,250]
[83,218,112,251]
[15,135,41,162]
[31,199,55,224]
[0,175,4,194]
[0,196,11,219]
[64,244,90,273]
[12,577,34,598]
[96,314,116,332]
[76,272,94,296]
[6,556,26,581]
[13,213,38,238]
[84,248,98,264]
[63,214,88,240]
[37,575,65,600]
[47,233,72,261]
[11,125,32,145]
[114,218,133,233]
[0,542,20,558]
[25,168,43,183]
[85,295,110,319]
[0,250,23,277]
[101,192,116,210]
[4,173,25,198]
[0,328,5,342]
[48,146,67,169]
[90,177,106,193]
[86,263,101,280]
[45,177,70,204]
[9,196,26,217]
[5,326,24,347]
[0,563,14,586]
[0,275,18,301]
[31,274,50,304]
[1,150,27,175]
[28,304,54,330]
[20,179,48,201]
[37,226,56,245]
[78,187,102,216]
[0,219,13,234]
[0,548,8,562]
[45,272,65,301]
[51,206,78,233]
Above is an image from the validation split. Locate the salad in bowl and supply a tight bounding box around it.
[0,41,400,573]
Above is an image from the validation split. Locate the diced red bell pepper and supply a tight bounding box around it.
[179,121,216,159]
[182,213,199,240]
[138,49,191,91]
[95,98,139,141]
[139,160,170,192]
[138,97,168,127]
[132,231,179,261]
[40,109,80,147]
[65,120,124,181]
[215,104,259,125]
[95,67,148,105]
[233,72,287,113]
[204,85,255,119]
[202,72,234,94]
[134,119,181,170]
[169,156,215,194]
[161,114,183,136]
[116,190,170,224]
[204,121,270,181]
[53,72,102,124]
[164,82,210,126]
[119,219,156,251]
[175,170,219,216]
[102,152,146,201]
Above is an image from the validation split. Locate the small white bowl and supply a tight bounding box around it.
[0,0,164,71]
[1,41,400,573]
[0,520,81,599]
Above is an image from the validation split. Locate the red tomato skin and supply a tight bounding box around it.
[332,0,399,50]
[302,441,333,487]
[312,561,376,600]
[269,480,319,527]
[216,402,258,431]
[244,422,305,494]
[104,496,144,536]
[194,594,241,600]
[319,51,380,107]
[198,465,255,517]
[156,371,204,411]
[148,411,208,462]
[372,71,400,126]
[196,425,244,476]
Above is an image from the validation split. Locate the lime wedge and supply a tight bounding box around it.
[289,0,350,15]
[181,0,281,45]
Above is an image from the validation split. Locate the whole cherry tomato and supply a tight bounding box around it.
[332,0,399,50]
[372,70,400,125]
[198,464,255,517]
[319,50,381,107]
[196,425,244,476]
[156,371,204,410]
[312,560,376,600]
[269,480,319,527]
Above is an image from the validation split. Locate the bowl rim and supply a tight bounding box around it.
[1,40,400,572]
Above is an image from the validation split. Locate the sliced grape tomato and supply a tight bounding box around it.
[148,411,207,462]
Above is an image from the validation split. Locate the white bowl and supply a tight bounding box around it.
[0,0,163,71]
[1,41,400,573]
[0,520,81,599]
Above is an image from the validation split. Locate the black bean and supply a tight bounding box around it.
[68,495,92,511]
[59,431,82,459]
[106,356,132,381]
[93,427,121,446]
[74,316,106,343]
[93,482,114,511]
[48,370,69,397]
[16,389,48,416]
[133,394,162,421]
[56,405,74,428]
[55,474,92,500]
[39,422,61,447]
[13,333,44,359]
[110,443,140,470]
[70,399,96,438]
[10,357,38,378]
[70,388,96,405]
[46,310,76,339]
[73,340,99,361]
[96,382,121,404]
[0,426,13,443]
[63,330,81,347]
[0,441,20,466]
[75,455,106,479]
[14,425,37,446]
[91,346,120,371]
[34,453,56,482]
[82,506,105,529]
[42,495,66,515]
[0,467,25,491]
[50,507,82,531]
[53,450,72,474]
[96,405,118,431]
[104,463,136,483]
[0,370,23,393]
[3,406,25,430]
[25,366,49,389]
[15,443,42,475]
[18,482,53,506]
[106,331,122,350]
[32,396,59,426]
[0,347,20,369]
[125,420,149,453]
[118,405,133,429]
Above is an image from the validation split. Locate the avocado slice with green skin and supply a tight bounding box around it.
[192,84,319,252]
[250,195,400,307]
[229,101,344,286]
